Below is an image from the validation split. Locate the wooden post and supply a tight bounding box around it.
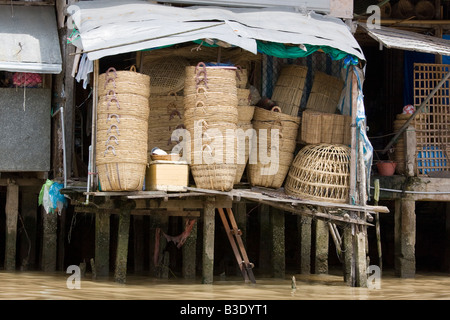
[314,218,329,274]
[342,225,355,286]
[41,207,58,272]
[445,203,450,273]
[156,214,169,279]
[202,196,215,284]
[258,204,271,275]
[95,211,110,277]
[182,217,197,279]
[5,182,19,271]
[133,215,145,274]
[19,188,37,271]
[405,125,417,177]
[270,207,285,279]
[298,215,311,274]
[394,198,416,278]
[114,201,134,284]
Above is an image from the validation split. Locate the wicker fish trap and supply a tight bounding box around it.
[141,55,189,96]
[285,144,351,203]
[98,66,150,98]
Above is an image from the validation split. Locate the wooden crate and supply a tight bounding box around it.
[145,161,189,191]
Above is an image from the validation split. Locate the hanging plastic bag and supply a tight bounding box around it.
[39,179,54,214]
[48,182,67,215]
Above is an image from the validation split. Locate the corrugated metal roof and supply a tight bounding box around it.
[69,0,365,61]
[0,5,62,74]
[358,23,450,56]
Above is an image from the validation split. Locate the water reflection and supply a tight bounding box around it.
[0,270,448,300]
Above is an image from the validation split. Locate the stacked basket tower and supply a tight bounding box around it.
[96,67,151,191]
[235,68,255,184]
[184,62,239,191]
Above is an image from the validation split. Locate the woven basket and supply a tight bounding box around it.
[236,67,248,89]
[285,144,351,203]
[234,122,254,184]
[98,66,150,98]
[271,65,308,116]
[305,72,344,114]
[96,66,150,191]
[301,110,351,145]
[237,106,255,123]
[148,94,185,154]
[141,55,189,96]
[183,62,238,191]
[237,88,251,106]
[184,64,238,96]
[247,106,300,189]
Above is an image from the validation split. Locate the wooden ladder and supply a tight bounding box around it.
[217,208,256,284]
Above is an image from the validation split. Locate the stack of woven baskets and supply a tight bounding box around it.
[235,68,255,184]
[96,66,150,191]
[183,62,239,191]
[142,55,189,155]
[248,106,300,189]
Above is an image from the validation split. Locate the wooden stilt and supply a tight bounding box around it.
[41,207,58,272]
[133,215,145,274]
[258,204,271,274]
[342,225,355,286]
[95,211,110,277]
[202,197,215,284]
[314,218,329,274]
[394,198,416,278]
[156,214,169,279]
[298,215,311,274]
[270,207,285,279]
[182,216,197,279]
[114,201,134,284]
[5,182,19,271]
[19,188,37,271]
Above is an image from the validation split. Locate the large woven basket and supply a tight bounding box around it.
[305,72,344,114]
[234,122,254,184]
[96,66,150,191]
[247,106,300,189]
[285,144,351,203]
[271,65,308,116]
[98,66,150,98]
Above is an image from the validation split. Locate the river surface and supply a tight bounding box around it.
[0,269,448,300]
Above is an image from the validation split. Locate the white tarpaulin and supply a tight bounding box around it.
[358,23,450,57]
[68,0,364,61]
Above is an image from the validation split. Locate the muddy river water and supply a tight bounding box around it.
[0,269,448,300]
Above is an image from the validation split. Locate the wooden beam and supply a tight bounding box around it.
[314,218,329,274]
[298,215,312,274]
